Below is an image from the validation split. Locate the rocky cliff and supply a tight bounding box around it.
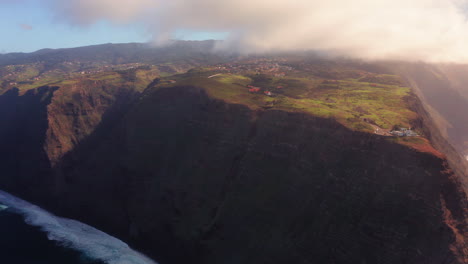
[0,66,467,264]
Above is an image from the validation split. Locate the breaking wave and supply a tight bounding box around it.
[0,190,157,264]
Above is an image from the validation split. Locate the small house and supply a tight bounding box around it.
[404,130,418,137]
[390,128,418,137]
[390,131,405,137]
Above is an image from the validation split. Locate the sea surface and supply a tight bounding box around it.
[0,191,158,264]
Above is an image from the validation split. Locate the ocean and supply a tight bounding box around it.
[0,207,104,264]
[0,191,158,264]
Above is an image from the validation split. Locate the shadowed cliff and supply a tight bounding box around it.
[0,81,141,205]
[0,62,468,264]
[0,87,56,195]
[44,85,468,264]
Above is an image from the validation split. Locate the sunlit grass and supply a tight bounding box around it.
[156,71,417,134]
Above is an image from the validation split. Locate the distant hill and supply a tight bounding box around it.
[0,40,228,67]
[0,40,234,93]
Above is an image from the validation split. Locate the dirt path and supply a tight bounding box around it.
[208,73,222,79]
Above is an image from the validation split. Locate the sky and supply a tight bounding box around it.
[3,0,468,62]
[0,0,226,53]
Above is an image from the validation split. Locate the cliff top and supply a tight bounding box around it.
[151,66,443,157]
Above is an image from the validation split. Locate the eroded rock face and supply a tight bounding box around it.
[45,80,140,164]
[48,86,468,264]
[0,82,140,202]
[0,83,467,264]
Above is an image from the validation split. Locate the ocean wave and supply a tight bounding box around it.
[0,190,158,264]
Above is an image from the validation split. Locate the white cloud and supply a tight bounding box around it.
[47,0,468,62]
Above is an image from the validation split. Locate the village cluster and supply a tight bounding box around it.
[215,58,293,76]
[79,63,143,75]
[374,126,419,137]
[389,127,419,137]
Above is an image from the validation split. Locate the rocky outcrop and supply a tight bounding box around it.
[0,81,140,201]
[0,81,467,263]
[44,80,140,164]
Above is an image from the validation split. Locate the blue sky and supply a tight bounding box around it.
[0,0,225,53]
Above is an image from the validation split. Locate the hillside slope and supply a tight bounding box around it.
[0,59,467,264]
[0,41,223,67]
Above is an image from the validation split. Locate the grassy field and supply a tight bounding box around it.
[156,70,417,134]
[150,69,442,154]
[10,62,412,136]
[0,61,434,154]
[0,62,162,93]
[9,67,160,93]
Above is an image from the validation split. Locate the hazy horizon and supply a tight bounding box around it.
[4,0,468,62]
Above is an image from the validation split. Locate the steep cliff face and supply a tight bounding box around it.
[0,81,141,201]
[0,87,56,194]
[1,71,468,264]
[33,85,466,264]
[44,80,140,164]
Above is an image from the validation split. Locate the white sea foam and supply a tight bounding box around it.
[0,190,158,264]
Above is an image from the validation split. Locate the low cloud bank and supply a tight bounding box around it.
[47,0,468,62]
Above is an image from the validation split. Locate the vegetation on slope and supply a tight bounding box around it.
[1,65,160,92]
[150,67,438,155]
[156,69,416,132]
[0,51,440,157]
